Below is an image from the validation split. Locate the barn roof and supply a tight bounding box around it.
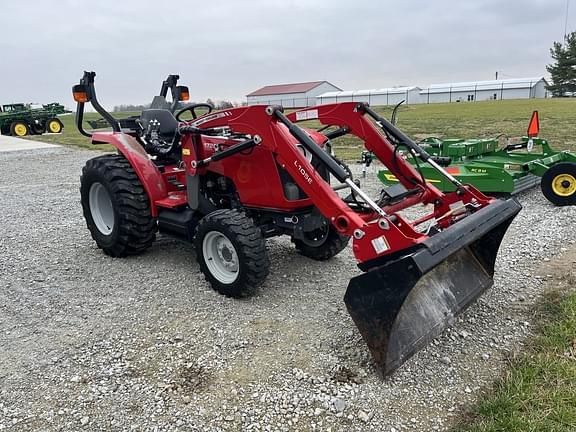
[247,81,341,97]
[421,77,546,94]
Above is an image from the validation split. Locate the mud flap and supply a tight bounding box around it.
[344,198,522,376]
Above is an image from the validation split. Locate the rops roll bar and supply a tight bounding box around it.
[72,71,120,137]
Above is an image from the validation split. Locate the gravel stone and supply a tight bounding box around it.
[1,148,575,431]
[333,398,347,413]
[358,410,372,422]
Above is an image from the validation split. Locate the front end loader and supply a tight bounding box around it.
[72,72,521,376]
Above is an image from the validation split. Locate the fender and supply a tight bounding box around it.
[91,132,168,216]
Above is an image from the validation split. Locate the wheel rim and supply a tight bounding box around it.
[552,173,576,196]
[48,121,61,133]
[300,224,329,247]
[202,231,239,284]
[14,124,27,136]
[88,182,115,235]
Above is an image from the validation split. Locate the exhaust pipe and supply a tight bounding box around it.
[344,198,521,376]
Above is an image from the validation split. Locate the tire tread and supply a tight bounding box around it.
[195,209,269,297]
[80,154,157,256]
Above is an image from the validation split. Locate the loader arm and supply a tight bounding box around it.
[288,103,497,212]
[185,103,499,263]
[286,103,442,200]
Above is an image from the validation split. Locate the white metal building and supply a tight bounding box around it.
[316,86,422,106]
[246,81,341,108]
[419,77,548,103]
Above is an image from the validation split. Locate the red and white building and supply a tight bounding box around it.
[246,81,341,108]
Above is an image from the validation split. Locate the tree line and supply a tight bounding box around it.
[113,99,239,112]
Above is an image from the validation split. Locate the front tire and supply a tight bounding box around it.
[80,154,157,256]
[292,224,350,260]
[541,162,576,206]
[194,209,269,297]
[10,121,29,137]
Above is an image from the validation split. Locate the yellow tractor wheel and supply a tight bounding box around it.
[541,162,576,206]
[10,122,30,137]
[552,173,576,196]
[46,118,63,134]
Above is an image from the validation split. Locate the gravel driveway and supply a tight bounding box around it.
[1,146,575,431]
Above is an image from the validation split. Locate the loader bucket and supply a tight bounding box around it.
[344,198,521,376]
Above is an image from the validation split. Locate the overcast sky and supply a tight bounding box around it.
[0,0,573,108]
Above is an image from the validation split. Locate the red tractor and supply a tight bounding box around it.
[73,72,521,376]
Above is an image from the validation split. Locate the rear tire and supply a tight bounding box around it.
[541,162,576,206]
[10,121,29,137]
[46,118,63,133]
[194,209,269,297]
[293,224,350,260]
[80,154,157,256]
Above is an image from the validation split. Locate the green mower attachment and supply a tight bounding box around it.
[377,111,576,206]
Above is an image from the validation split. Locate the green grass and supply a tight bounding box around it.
[387,98,576,147]
[301,98,576,160]
[29,99,576,161]
[27,111,139,152]
[455,286,576,432]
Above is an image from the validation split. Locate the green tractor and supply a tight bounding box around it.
[0,102,70,137]
[376,111,576,206]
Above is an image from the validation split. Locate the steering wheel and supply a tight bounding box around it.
[175,103,213,121]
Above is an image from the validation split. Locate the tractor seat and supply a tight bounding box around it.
[139,109,179,143]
